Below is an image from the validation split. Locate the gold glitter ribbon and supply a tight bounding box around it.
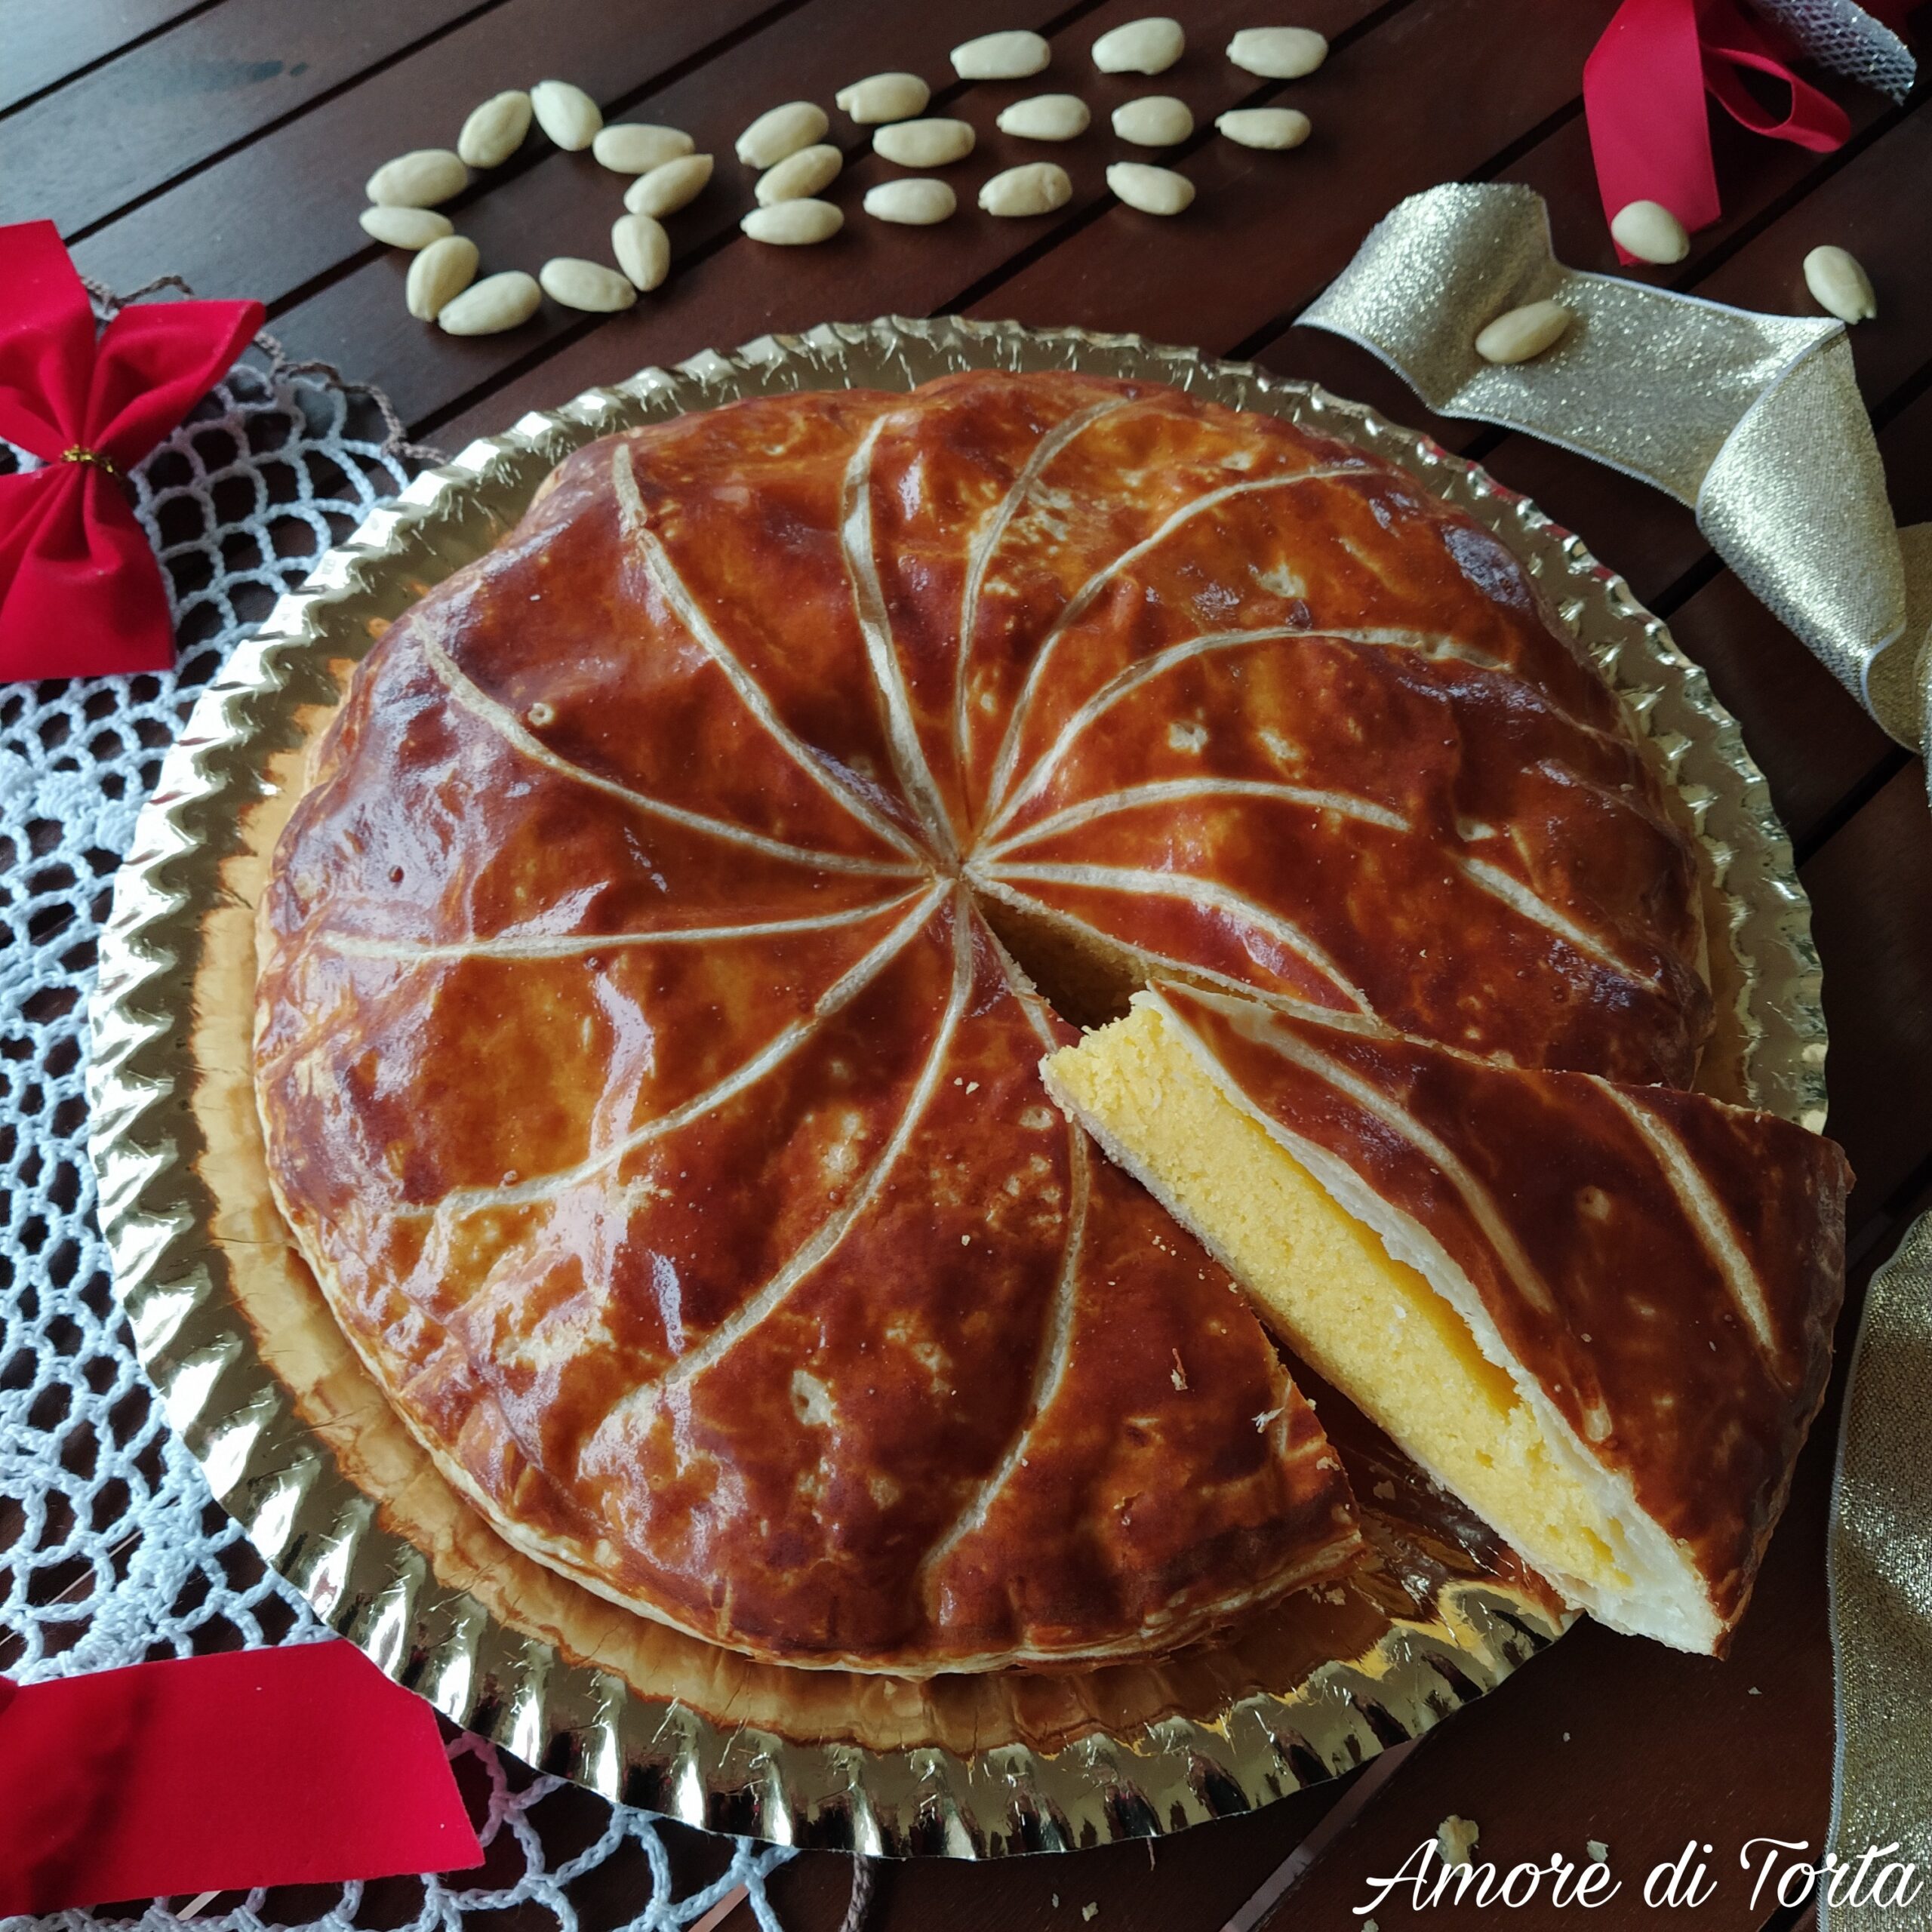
[1824,1210,1932,1929]
[1300,183,1932,758]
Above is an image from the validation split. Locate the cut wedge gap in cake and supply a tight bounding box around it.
[1043,984,1849,1657]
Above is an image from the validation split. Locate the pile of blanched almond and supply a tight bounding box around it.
[357,18,1331,334]
[359,17,1880,351]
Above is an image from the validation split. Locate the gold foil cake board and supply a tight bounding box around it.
[88,317,1825,1857]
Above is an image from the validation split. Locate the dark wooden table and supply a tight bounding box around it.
[6,2,1929,1926]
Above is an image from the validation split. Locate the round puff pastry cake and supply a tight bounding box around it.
[254,369,1718,1675]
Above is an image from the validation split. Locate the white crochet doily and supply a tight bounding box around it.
[0,349,799,1932]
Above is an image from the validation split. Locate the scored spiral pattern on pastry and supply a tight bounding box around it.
[253,371,1709,1672]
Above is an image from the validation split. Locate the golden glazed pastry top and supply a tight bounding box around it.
[254,370,1709,1672]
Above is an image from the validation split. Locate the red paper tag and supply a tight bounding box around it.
[0,1641,484,1912]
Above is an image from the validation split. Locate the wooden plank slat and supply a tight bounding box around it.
[0,0,503,237]
[270,0,1402,443]
[1803,761,1932,1219]
[426,0,1604,450]
[1651,568,1898,859]
[0,0,214,117]
[767,1780,1351,1932]
[970,0,1616,346]
[68,0,796,306]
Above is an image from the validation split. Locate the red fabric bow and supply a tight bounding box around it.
[0,220,262,681]
[1583,0,1866,259]
[0,1641,484,1912]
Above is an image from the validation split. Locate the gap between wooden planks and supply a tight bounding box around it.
[63,0,820,296]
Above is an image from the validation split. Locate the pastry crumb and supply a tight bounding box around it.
[1082,1906,1099,1923]
[1562,1730,1571,1742]
[1587,1840,1610,1864]
[1371,1479,1398,1500]
[1253,1404,1285,1432]
[1748,1685,1761,1696]
[1438,1815,1480,1866]
[1171,1349,1188,1391]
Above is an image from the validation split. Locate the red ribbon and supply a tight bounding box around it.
[1583,0,1856,257]
[0,1642,484,1912]
[0,220,263,681]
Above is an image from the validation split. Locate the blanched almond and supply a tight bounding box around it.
[458,91,531,168]
[366,149,467,208]
[873,117,975,167]
[611,213,670,291]
[1093,16,1184,73]
[1112,96,1192,146]
[405,235,478,319]
[979,162,1072,217]
[359,205,454,249]
[1475,300,1572,365]
[756,143,842,205]
[737,100,829,168]
[592,123,694,174]
[835,72,930,124]
[438,269,541,334]
[529,80,602,152]
[1216,106,1311,149]
[951,29,1051,79]
[740,198,844,244]
[1108,161,1193,215]
[1226,26,1327,78]
[1804,244,1877,324]
[863,177,956,224]
[540,257,638,312]
[1610,199,1689,264]
[624,153,714,217]
[998,94,1090,141]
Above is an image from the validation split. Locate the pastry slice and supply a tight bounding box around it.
[1043,984,1850,1654]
